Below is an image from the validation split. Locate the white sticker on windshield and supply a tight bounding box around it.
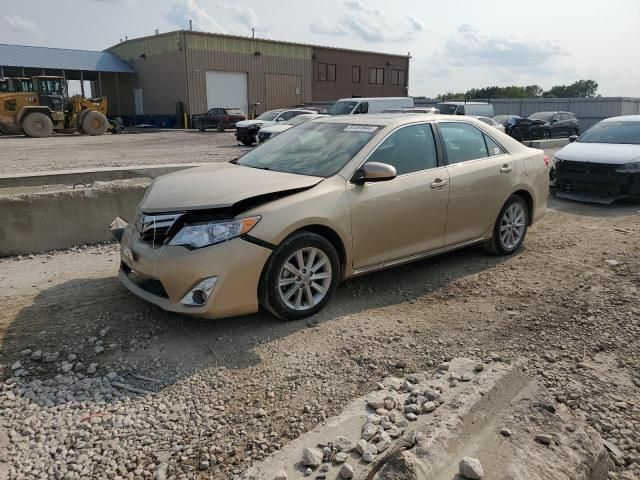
[343,125,379,133]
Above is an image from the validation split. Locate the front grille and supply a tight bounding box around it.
[136,212,182,245]
[558,161,617,176]
[122,263,169,298]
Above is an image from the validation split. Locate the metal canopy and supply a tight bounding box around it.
[0,44,135,73]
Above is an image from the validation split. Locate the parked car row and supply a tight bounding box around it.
[493,111,580,140]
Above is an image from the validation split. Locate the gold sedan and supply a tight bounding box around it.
[114,115,549,320]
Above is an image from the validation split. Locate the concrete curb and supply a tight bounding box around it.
[523,139,570,149]
[0,163,204,189]
[0,179,149,256]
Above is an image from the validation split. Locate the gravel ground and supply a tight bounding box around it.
[0,131,248,175]
[0,197,639,479]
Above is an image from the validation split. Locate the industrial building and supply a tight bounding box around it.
[104,31,410,126]
[1,33,410,127]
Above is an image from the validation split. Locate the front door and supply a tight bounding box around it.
[437,121,516,246]
[347,123,450,270]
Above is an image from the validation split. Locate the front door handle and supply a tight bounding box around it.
[430,178,448,189]
[500,165,513,173]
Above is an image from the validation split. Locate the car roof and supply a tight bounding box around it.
[602,115,640,123]
[335,97,412,102]
[314,113,489,127]
[436,101,489,105]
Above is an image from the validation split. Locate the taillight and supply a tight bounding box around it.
[543,155,550,168]
[223,115,230,121]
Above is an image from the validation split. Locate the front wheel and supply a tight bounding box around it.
[484,195,529,255]
[260,232,340,320]
[542,130,550,140]
[81,111,109,136]
[241,138,255,146]
[22,112,53,138]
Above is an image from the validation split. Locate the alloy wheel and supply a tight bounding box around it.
[499,203,526,250]
[277,247,332,311]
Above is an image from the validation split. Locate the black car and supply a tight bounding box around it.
[193,107,247,132]
[509,111,580,140]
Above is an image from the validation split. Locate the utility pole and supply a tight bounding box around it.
[189,19,193,31]
[252,28,255,38]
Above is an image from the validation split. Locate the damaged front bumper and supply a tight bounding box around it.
[110,218,272,319]
[554,160,640,203]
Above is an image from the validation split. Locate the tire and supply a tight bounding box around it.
[81,111,109,136]
[484,195,529,255]
[217,122,224,132]
[198,123,205,132]
[22,112,53,138]
[542,130,550,140]
[259,231,340,321]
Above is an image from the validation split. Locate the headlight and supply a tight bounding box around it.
[616,162,640,173]
[169,216,260,249]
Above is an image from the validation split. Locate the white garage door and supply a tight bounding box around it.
[205,71,248,115]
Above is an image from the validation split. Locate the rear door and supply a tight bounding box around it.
[348,123,450,269]
[437,121,516,246]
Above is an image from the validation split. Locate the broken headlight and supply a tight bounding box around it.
[616,162,640,173]
[169,216,260,249]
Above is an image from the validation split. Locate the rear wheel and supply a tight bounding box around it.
[81,111,109,136]
[484,195,529,255]
[22,112,53,138]
[217,122,225,132]
[198,123,206,132]
[260,232,340,320]
[542,130,550,140]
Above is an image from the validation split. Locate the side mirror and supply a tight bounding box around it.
[569,135,578,143]
[351,162,397,185]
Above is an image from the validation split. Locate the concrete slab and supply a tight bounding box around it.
[0,163,204,189]
[240,359,609,480]
[523,139,570,149]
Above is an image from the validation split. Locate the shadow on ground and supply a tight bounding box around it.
[1,244,506,397]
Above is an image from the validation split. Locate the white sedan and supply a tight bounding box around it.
[257,114,326,143]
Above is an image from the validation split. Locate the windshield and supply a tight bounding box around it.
[578,121,640,145]
[35,78,64,95]
[225,109,244,115]
[256,110,282,121]
[435,103,459,114]
[328,101,357,115]
[529,112,553,121]
[237,122,379,177]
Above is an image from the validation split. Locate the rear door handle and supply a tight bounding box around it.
[430,179,448,189]
[500,165,513,173]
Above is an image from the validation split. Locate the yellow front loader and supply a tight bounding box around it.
[0,76,117,137]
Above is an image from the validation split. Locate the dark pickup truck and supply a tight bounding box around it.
[193,107,247,132]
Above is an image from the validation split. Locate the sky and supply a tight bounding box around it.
[2,0,639,97]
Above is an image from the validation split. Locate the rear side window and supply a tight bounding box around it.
[367,123,438,175]
[484,135,506,156]
[439,122,489,164]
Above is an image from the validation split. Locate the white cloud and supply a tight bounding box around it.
[311,0,425,43]
[444,24,569,68]
[166,0,269,36]
[4,15,39,34]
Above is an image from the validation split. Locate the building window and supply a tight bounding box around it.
[318,63,336,82]
[369,67,384,84]
[391,69,407,86]
[352,66,360,83]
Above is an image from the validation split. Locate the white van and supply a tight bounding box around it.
[435,101,494,117]
[328,97,414,115]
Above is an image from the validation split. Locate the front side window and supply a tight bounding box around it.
[237,122,379,177]
[439,122,490,164]
[367,123,438,175]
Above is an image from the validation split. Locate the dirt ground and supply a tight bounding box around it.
[1,196,639,479]
[0,130,247,175]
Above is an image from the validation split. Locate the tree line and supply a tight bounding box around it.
[426,79,599,101]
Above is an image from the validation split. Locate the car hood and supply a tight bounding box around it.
[236,119,275,128]
[555,142,640,165]
[140,163,323,213]
[260,124,292,134]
